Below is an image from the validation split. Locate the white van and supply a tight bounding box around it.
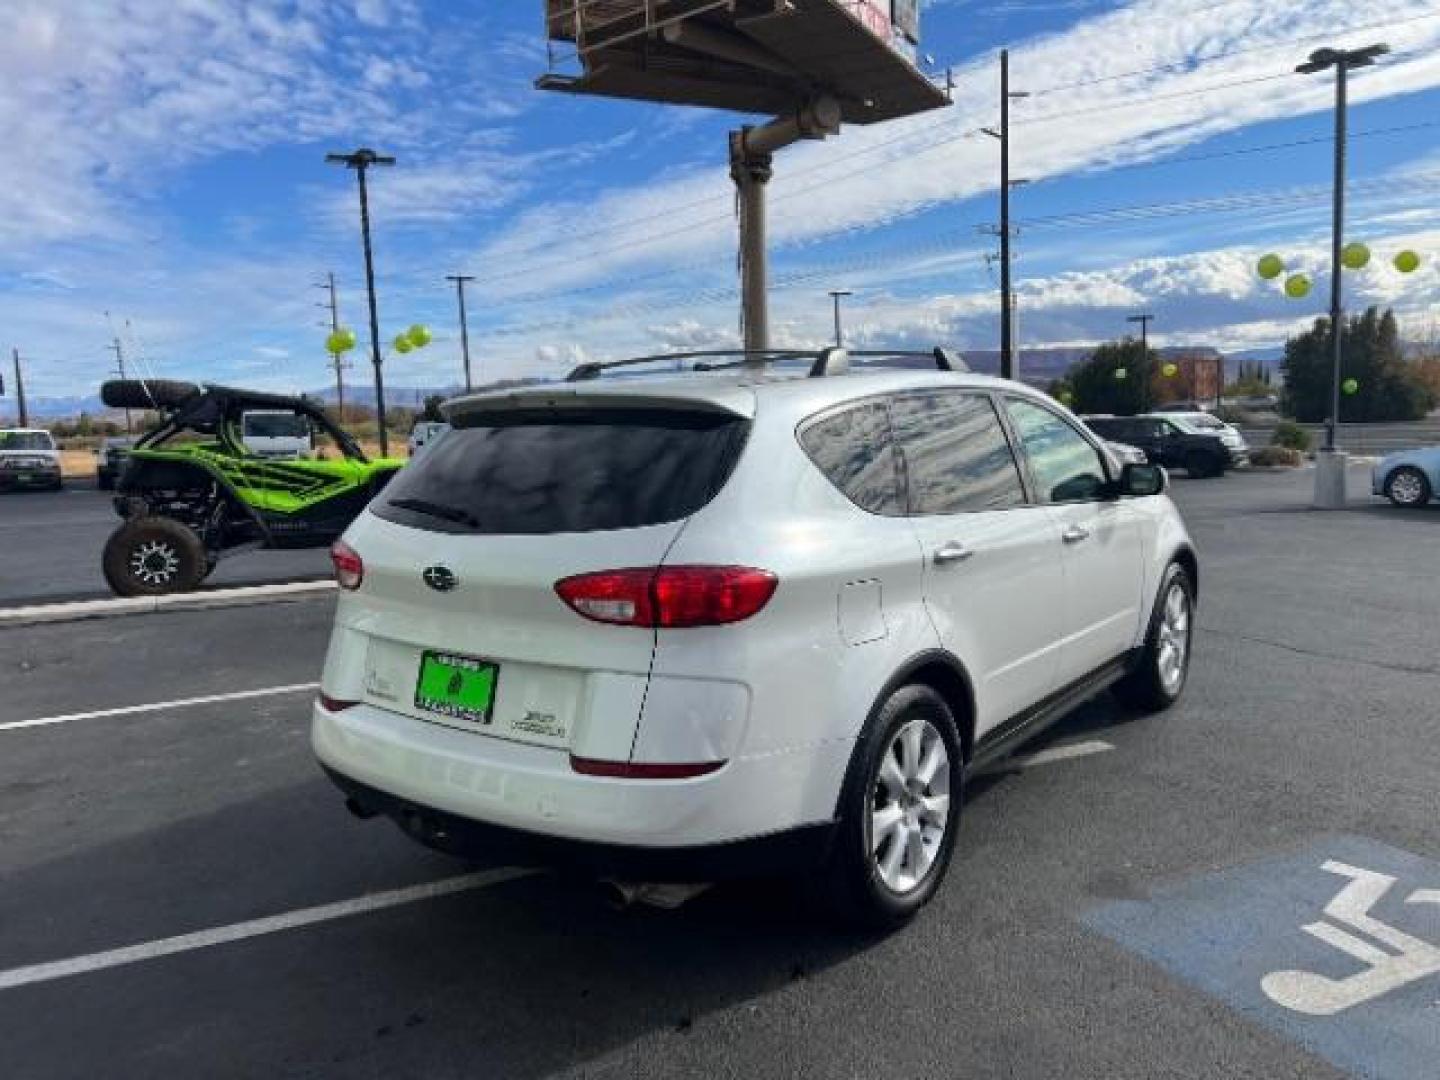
[241,411,313,459]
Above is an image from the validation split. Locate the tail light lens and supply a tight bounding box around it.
[570,756,724,780]
[555,566,777,628]
[331,540,364,591]
[318,693,360,712]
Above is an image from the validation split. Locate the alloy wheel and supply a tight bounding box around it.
[1389,471,1425,506]
[130,540,181,586]
[868,717,951,895]
[1156,579,1191,694]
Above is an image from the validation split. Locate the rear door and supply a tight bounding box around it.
[1002,396,1146,684]
[889,389,1066,736]
[342,400,751,759]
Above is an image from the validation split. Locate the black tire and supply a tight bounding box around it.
[102,517,207,597]
[100,378,200,411]
[1384,466,1432,508]
[1186,451,1224,479]
[818,685,964,931]
[1114,562,1195,713]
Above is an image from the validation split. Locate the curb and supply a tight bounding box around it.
[0,580,338,628]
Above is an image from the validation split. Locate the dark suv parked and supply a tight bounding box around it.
[1082,416,1233,478]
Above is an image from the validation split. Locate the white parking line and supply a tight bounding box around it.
[1007,739,1115,770]
[0,868,533,993]
[0,683,320,733]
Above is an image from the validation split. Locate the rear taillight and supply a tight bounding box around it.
[330,540,363,591]
[318,693,360,712]
[570,756,725,780]
[554,566,777,628]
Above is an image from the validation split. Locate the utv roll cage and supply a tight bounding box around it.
[137,385,368,462]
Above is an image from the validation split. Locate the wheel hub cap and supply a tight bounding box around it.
[869,717,951,896]
[1156,581,1191,694]
[1393,473,1423,504]
[130,540,180,585]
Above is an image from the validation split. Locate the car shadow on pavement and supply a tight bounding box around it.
[0,775,879,1079]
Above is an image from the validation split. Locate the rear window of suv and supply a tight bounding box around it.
[372,407,749,535]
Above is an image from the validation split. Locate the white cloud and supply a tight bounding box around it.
[470,0,1440,299]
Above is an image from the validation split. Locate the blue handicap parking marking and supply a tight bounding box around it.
[1083,835,1440,1080]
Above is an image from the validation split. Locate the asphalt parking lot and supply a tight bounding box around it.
[1,465,1437,1079]
[0,482,330,605]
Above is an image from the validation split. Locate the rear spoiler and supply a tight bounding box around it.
[444,387,756,425]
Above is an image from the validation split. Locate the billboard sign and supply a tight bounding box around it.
[892,0,920,42]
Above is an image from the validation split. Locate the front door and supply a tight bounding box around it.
[889,390,1067,738]
[1003,397,1147,684]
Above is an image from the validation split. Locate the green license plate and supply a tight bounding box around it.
[414,651,498,725]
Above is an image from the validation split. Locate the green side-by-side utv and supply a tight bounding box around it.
[99,379,405,596]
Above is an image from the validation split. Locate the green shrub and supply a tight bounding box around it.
[1271,420,1312,452]
[1250,446,1303,467]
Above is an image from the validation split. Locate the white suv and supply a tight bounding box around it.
[313,349,1197,927]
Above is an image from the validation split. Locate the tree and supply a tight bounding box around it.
[1281,306,1435,422]
[1065,338,1156,416]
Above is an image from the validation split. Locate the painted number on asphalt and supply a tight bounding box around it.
[1084,836,1440,1080]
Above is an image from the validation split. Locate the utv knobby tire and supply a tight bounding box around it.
[100,378,200,411]
[102,517,207,597]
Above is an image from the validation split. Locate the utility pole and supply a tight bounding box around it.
[828,289,853,347]
[107,337,132,434]
[982,50,1029,381]
[326,148,396,454]
[1128,313,1154,412]
[11,348,28,427]
[446,274,477,391]
[1296,43,1388,508]
[316,272,350,419]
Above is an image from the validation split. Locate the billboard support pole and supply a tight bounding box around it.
[729,97,842,370]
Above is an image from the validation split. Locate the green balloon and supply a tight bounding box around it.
[1257,254,1285,280]
[1394,250,1421,274]
[326,328,357,355]
[1284,273,1312,299]
[1342,378,1360,396]
[393,335,413,355]
[1114,367,1129,381]
[1162,362,1179,378]
[1341,243,1371,270]
[406,323,432,348]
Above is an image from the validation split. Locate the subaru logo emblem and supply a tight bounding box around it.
[423,565,457,592]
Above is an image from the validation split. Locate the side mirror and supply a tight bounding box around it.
[1117,462,1167,498]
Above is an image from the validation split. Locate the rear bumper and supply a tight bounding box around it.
[312,699,851,870]
[0,467,61,490]
[324,766,834,879]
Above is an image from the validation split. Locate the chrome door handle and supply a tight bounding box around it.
[1061,524,1091,544]
[933,542,974,566]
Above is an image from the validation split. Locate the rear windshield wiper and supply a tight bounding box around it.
[388,497,480,528]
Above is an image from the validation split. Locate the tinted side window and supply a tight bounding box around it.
[373,408,748,535]
[1085,418,1126,440]
[889,392,1026,514]
[1005,398,1109,504]
[799,401,902,515]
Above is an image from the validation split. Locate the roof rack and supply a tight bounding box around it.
[566,346,967,382]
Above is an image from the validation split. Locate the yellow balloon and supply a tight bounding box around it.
[1342,378,1360,396]
[393,335,413,355]
[1284,273,1312,299]
[1341,243,1371,270]
[1257,254,1285,280]
[406,324,432,348]
[1394,250,1421,274]
[1162,362,1179,378]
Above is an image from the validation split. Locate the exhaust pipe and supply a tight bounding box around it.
[598,880,713,911]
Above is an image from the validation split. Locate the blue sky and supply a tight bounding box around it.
[2,0,1439,402]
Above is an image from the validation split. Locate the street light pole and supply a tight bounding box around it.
[326,148,396,455]
[446,274,477,391]
[1128,313,1154,411]
[11,348,28,428]
[828,289,853,347]
[1296,44,1387,508]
